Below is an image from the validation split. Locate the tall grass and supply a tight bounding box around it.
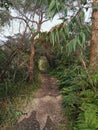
[0,68,40,127]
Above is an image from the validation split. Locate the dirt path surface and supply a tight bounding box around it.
[8,73,67,130]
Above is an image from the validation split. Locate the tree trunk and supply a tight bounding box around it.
[28,22,41,82]
[29,43,35,82]
[90,0,98,71]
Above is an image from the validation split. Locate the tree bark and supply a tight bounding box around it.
[90,0,98,71]
[29,42,35,82]
[29,32,38,82]
[29,23,41,82]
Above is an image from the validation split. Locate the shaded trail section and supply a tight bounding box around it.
[7,73,67,130]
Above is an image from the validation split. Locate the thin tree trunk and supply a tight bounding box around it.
[29,23,41,82]
[29,42,35,82]
[90,0,98,70]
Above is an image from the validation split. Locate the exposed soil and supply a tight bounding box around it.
[5,73,68,130]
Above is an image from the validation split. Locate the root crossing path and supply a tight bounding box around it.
[9,73,67,130]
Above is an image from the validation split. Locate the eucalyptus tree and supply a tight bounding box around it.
[47,1,98,129]
[47,0,92,68]
[48,0,98,72]
[2,0,51,82]
[90,0,98,70]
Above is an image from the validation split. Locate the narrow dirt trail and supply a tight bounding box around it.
[8,73,67,130]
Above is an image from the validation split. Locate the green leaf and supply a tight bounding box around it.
[80,31,86,45]
[15,111,22,116]
[66,25,69,37]
[50,32,55,46]
[66,38,77,54]
[77,36,82,47]
[48,0,56,12]
[80,10,85,21]
[55,29,60,43]
[85,24,91,33]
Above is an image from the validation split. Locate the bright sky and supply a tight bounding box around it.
[0,14,62,42]
[41,15,62,31]
[0,4,92,43]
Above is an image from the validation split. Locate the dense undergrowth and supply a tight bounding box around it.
[49,54,98,130]
[0,47,40,128]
